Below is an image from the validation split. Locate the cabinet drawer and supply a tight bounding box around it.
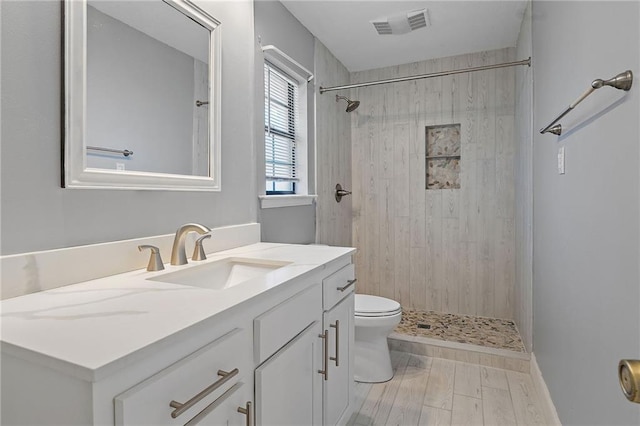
[115,328,250,426]
[254,284,322,364]
[322,263,355,310]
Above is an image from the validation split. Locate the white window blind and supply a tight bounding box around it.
[264,62,298,194]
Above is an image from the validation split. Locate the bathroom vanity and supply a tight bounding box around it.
[1,242,356,425]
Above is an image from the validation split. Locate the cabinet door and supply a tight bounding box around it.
[323,292,354,426]
[255,321,323,426]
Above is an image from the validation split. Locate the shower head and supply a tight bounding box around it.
[335,95,360,112]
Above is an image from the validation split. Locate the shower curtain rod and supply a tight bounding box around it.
[319,57,531,94]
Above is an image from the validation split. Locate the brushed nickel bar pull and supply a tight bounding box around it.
[183,382,242,426]
[540,70,633,135]
[86,146,133,157]
[337,279,357,292]
[320,58,531,94]
[330,320,340,367]
[169,368,239,418]
[237,401,253,426]
[318,330,329,381]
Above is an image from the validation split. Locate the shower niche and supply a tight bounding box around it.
[426,124,461,190]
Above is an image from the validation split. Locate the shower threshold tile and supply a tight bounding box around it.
[395,309,526,353]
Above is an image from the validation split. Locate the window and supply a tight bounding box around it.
[264,62,298,194]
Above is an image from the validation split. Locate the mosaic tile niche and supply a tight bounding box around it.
[426,124,461,189]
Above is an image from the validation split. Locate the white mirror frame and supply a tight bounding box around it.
[64,0,221,191]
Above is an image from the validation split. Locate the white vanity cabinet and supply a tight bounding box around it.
[0,246,356,426]
[321,264,356,426]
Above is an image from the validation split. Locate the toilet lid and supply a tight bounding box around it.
[355,294,401,317]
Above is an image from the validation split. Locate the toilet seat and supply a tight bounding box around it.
[355,294,402,317]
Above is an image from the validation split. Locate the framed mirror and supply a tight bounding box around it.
[64,0,221,191]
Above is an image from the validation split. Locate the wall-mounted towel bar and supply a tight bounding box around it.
[540,70,633,136]
[87,146,133,157]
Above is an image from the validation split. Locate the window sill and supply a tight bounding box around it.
[259,195,316,209]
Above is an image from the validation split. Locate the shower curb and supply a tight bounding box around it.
[388,332,530,373]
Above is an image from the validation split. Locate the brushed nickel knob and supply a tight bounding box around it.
[619,359,640,403]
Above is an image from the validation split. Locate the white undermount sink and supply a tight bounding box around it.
[148,257,291,290]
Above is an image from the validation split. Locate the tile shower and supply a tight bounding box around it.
[350,47,523,352]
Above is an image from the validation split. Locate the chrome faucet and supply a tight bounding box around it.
[171,223,211,265]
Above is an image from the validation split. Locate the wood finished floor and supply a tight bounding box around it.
[347,351,549,426]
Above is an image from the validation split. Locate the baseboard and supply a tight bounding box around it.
[530,352,562,425]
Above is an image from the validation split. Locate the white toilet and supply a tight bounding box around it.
[354,294,402,383]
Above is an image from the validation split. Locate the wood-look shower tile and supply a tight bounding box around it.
[351,48,517,322]
[439,55,456,124]
[494,218,515,320]
[459,143,478,244]
[410,247,427,311]
[441,189,460,219]
[495,48,516,114]
[496,114,515,221]
[442,218,460,314]
[476,159,497,317]
[458,241,478,316]
[379,179,396,301]
[364,193,380,296]
[474,52,497,161]
[364,99,379,195]
[459,52,476,147]
[394,217,411,307]
[393,123,411,218]
[425,191,443,312]
[409,97,426,249]
[379,86,394,180]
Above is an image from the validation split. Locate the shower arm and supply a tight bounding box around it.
[540,70,633,135]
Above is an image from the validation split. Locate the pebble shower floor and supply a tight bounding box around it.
[395,309,526,352]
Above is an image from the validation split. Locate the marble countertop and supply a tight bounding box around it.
[0,243,355,381]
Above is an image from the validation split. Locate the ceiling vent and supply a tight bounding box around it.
[371,9,429,36]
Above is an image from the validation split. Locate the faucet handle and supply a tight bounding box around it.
[192,234,211,261]
[138,245,165,271]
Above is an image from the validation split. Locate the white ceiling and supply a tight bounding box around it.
[280,1,529,72]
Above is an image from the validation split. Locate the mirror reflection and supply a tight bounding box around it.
[86,1,210,176]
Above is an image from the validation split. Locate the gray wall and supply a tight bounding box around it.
[1,1,257,255]
[254,0,316,244]
[513,1,533,352]
[532,1,640,424]
[86,6,194,174]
